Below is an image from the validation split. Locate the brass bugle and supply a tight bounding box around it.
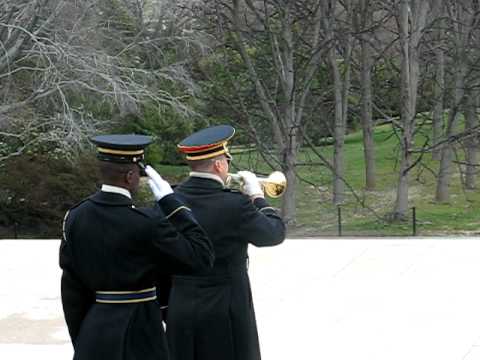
[228,171,287,198]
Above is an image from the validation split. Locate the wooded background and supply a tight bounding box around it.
[1,0,480,237]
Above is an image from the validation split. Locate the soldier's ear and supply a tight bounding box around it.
[212,159,222,172]
[125,170,135,185]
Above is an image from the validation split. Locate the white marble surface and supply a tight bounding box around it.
[1,238,480,359]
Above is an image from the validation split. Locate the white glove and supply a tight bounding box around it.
[237,171,264,198]
[145,165,174,201]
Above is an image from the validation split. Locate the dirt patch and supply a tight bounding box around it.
[0,313,67,344]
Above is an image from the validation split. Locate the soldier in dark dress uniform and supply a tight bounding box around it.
[165,125,286,360]
[59,134,214,360]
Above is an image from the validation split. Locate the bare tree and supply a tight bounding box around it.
[435,0,479,201]
[320,0,354,204]
[430,0,446,161]
[391,0,432,220]
[463,85,479,189]
[353,0,377,190]
[0,0,204,163]
[459,0,480,191]
[193,0,330,224]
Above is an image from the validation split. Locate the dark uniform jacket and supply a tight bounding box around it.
[60,190,214,360]
[167,176,286,360]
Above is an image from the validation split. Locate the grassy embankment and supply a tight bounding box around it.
[155,123,480,237]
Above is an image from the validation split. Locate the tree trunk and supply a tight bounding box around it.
[394,153,411,219]
[393,0,413,219]
[359,0,376,190]
[325,0,351,205]
[435,137,454,202]
[281,147,297,224]
[464,88,478,189]
[393,0,430,219]
[332,63,345,205]
[435,2,469,202]
[435,79,464,202]
[432,29,445,161]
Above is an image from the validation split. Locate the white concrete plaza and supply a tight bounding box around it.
[1,238,480,359]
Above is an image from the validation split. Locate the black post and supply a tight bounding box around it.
[337,206,342,236]
[412,207,417,236]
[13,222,18,239]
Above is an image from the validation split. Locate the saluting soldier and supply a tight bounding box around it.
[59,134,214,360]
[165,125,286,360]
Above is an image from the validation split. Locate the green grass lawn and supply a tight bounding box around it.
[154,123,480,237]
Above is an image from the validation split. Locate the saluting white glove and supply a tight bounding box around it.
[237,171,264,198]
[145,165,174,201]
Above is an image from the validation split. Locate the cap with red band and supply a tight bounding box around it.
[177,125,235,161]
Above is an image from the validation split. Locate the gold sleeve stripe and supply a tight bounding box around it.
[166,206,191,219]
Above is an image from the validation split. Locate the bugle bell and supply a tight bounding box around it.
[228,171,287,198]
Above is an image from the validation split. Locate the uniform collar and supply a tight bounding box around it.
[189,171,225,187]
[101,184,132,199]
[90,191,133,207]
